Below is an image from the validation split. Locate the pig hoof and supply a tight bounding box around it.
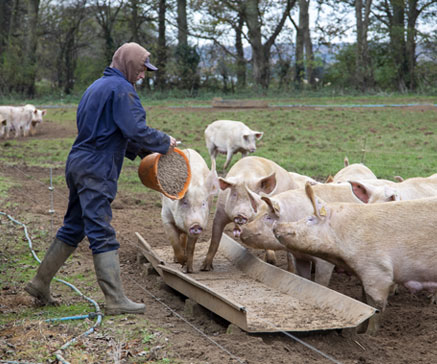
[200,262,213,271]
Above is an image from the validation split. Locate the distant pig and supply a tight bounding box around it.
[326,157,377,183]
[0,113,7,138]
[273,183,437,334]
[24,104,46,136]
[200,156,304,271]
[204,120,263,170]
[161,149,219,273]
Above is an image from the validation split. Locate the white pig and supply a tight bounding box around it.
[200,156,304,271]
[204,120,263,170]
[161,149,219,273]
[273,183,437,334]
[240,181,398,285]
[24,104,46,136]
[0,112,7,138]
[0,105,33,137]
[352,173,437,201]
[332,162,377,183]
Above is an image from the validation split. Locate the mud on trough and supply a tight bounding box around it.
[1,115,437,363]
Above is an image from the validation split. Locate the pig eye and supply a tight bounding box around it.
[202,201,207,207]
[182,199,188,206]
[306,215,317,225]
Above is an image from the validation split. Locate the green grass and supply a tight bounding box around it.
[2,99,436,182]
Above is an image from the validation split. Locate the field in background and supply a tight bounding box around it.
[1,98,436,195]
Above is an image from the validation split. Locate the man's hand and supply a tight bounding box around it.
[168,136,177,151]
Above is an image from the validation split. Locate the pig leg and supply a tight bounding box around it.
[208,144,218,165]
[201,206,231,271]
[223,150,234,170]
[163,222,187,266]
[286,252,296,273]
[185,236,198,273]
[361,278,391,335]
[314,260,335,286]
[265,250,277,265]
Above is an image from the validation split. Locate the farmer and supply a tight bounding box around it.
[25,42,177,315]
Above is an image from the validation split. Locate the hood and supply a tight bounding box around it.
[110,42,150,85]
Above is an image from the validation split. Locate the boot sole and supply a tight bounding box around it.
[24,283,57,306]
[105,307,146,315]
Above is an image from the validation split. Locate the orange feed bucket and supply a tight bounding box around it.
[138,147,191,200]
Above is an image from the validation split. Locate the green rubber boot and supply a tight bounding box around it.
[25,237,76,305]
[93,250,145,315]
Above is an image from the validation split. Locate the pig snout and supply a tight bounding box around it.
[233,215,248,225]
[189,224,203,235]
[233,224,242,238]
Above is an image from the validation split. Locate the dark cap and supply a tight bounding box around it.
[145,57,158,71]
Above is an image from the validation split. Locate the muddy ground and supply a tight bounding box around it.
[1,116,436,364]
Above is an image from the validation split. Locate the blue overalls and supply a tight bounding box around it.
[56,67,170,254]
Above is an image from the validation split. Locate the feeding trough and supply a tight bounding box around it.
[136,232,377,333]
[138,147,191,200]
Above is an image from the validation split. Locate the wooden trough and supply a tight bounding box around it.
[136,232,376,333]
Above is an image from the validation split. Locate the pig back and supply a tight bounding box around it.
[226,156,295,193]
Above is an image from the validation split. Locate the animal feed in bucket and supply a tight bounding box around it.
[157,152,189,197]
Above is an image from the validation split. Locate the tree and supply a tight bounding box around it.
[290,0,315,87]
[155,0,168,90]
[355,0,373,91]
[174,0,200,91]
[373,0,437,91]
[242,0,296,90]
[192,0,248,89]
[94,0,125,64]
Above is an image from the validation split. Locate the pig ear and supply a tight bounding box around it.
[348,181,372,203]
[33,109,38,115]
[394,175,404,182]
[305,182,328,218]
[206,160,219,196]
[42,110,47,116]
[253,131,263,140]
[325,175,334,183]
[344,156,349,167]
[257,172,277,195]
[218,177,235,190]
[245,185,263,213]
[1,119,6,125]
[261,196,280,217]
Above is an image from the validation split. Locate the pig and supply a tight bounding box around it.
[288,172,318,188]
[353,173,437,201]
[200,156,305,271]
[161,149,219,273]
[273,182,437,334]
[0,112,7,138]
[240,181,398,285]
[24,104,46,136]
[0,105,33,137]
[332,162,377,183]
[204,119,263,170]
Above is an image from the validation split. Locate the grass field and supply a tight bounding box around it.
[1,97,436,193]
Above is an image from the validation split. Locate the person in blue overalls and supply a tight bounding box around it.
[25,42,177,315]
